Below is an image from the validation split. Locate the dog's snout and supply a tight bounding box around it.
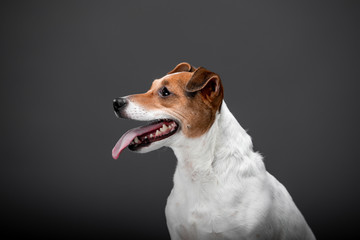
[113,97,127,115]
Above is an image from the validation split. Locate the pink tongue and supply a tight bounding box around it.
[112,122,165,159]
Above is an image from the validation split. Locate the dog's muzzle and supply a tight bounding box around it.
[113,97,127,118]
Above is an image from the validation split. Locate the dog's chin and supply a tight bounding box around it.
[129,138,172,153]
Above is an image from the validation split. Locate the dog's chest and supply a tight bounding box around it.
[165,181,245,239]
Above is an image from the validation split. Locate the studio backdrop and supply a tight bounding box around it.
[0,1,359,239]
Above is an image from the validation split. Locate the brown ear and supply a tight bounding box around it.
[168,62,196,74]
[185,67,224,107]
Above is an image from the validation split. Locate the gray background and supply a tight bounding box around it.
[1,1,359,239]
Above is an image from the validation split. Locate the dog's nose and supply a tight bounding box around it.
[113,97,127,114]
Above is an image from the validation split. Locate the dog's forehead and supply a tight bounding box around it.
[151,72,193,87]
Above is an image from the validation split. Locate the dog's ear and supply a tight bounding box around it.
[185,67,224,108]
[168,62,196,74]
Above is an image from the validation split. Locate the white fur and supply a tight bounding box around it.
[122,99,316,240]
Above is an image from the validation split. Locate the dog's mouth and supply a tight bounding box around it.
[112,119,179,159]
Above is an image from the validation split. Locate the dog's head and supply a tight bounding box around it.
[112,62,224,159]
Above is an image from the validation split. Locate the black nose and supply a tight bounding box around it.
[113,97,127,114]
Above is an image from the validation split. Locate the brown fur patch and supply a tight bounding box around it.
[129,66,224,138]
[167,62,196,74]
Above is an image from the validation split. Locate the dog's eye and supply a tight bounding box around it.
[159,87,171,97]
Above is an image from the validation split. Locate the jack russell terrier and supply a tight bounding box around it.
[112,63,316,240]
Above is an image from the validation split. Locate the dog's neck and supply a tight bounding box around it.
[170,101,265,186]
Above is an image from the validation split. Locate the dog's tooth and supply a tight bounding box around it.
[134,137,140,144]
[150,134,153,138]
[156,130,160,136]
[162,124,168,132]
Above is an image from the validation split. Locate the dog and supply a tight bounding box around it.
[112,63,316,240]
